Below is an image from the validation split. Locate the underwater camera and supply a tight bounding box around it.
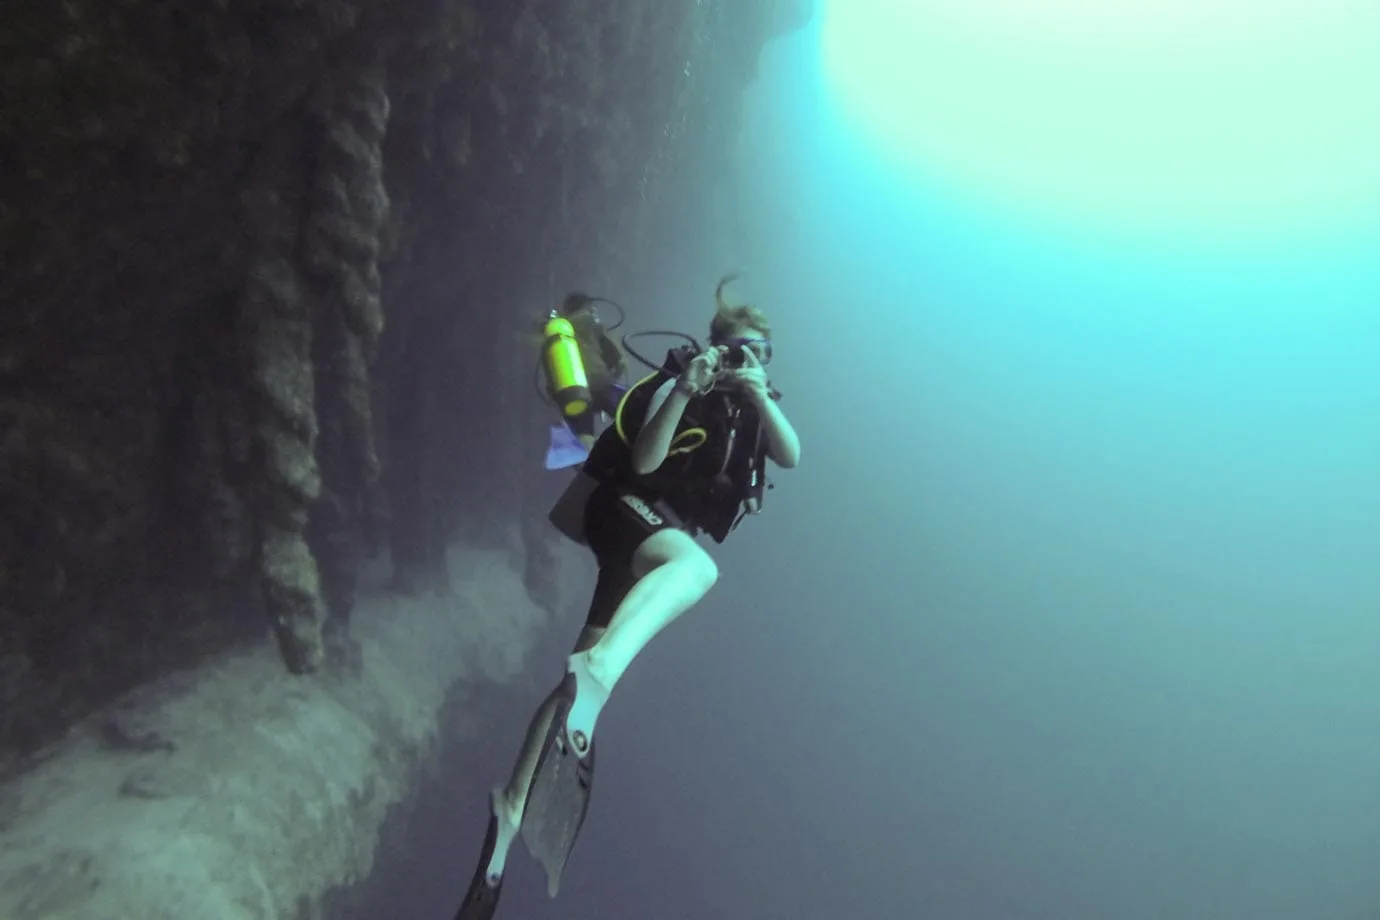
[720,343,750,370]
[719,337,773,370]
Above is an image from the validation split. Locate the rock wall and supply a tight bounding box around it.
[1,0,811,759]
[0,541,572,920]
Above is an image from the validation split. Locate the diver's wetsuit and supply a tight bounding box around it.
[581,483,681,628]
[580,377,682,628]
[579,372,769,628]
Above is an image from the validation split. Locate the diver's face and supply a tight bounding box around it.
[717,324,773,368]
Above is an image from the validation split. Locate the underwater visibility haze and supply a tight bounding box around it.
[501,3,1380,919]
[2,2,1374,918]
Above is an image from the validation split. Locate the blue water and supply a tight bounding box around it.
[466,6,1379,919]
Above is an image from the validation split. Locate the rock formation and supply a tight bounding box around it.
[2,0,810,754]
[0,0,810,915]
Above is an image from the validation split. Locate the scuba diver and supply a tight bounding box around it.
[537,292,630,470]
[455,275,802,920]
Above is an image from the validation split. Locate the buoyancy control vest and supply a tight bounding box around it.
[582,346,775,543]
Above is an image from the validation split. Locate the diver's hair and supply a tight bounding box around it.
[709,273,771,341]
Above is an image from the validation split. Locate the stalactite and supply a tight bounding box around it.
[301,56,391,642]
[236,122,326,675]
[179,313,256,585]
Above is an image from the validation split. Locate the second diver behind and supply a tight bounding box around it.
[539,292,629,470]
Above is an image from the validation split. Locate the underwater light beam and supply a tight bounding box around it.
[820,0,1380,243]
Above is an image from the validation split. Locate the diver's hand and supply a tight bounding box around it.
[720,346,771,406]
[677,346,724,396]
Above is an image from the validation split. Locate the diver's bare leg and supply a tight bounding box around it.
[584,529,718,689]
[564,530,717,748]
[496,626,606,826]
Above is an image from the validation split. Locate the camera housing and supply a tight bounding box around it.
[721,343,750,370]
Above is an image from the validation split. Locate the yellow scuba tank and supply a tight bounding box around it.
[541,311,591,418]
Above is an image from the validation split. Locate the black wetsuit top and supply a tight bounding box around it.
[577,347,774,627]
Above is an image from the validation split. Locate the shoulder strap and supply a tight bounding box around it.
[613,345,704,447]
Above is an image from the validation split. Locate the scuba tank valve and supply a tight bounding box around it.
[542,311,591,418]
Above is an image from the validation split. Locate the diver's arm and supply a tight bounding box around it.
[753,393,801,469]
[632,350,722,474]
[630,379,695,475]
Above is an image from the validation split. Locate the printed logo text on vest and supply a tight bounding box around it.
[620,494,664,526]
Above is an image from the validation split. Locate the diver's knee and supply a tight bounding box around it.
[662,534,717,594]
[685,548,718,595]
[701,552,720,589]
[631,527,691,573]
[631,529,718,595]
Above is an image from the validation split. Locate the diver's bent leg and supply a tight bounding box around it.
[564,530,717,749]
[497,693,559,830]
[585,529,718,690]
[495,626,605,825]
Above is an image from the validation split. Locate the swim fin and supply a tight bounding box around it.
[520,675,597,898]
[545,423,590,470]
[454,789,521,920]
